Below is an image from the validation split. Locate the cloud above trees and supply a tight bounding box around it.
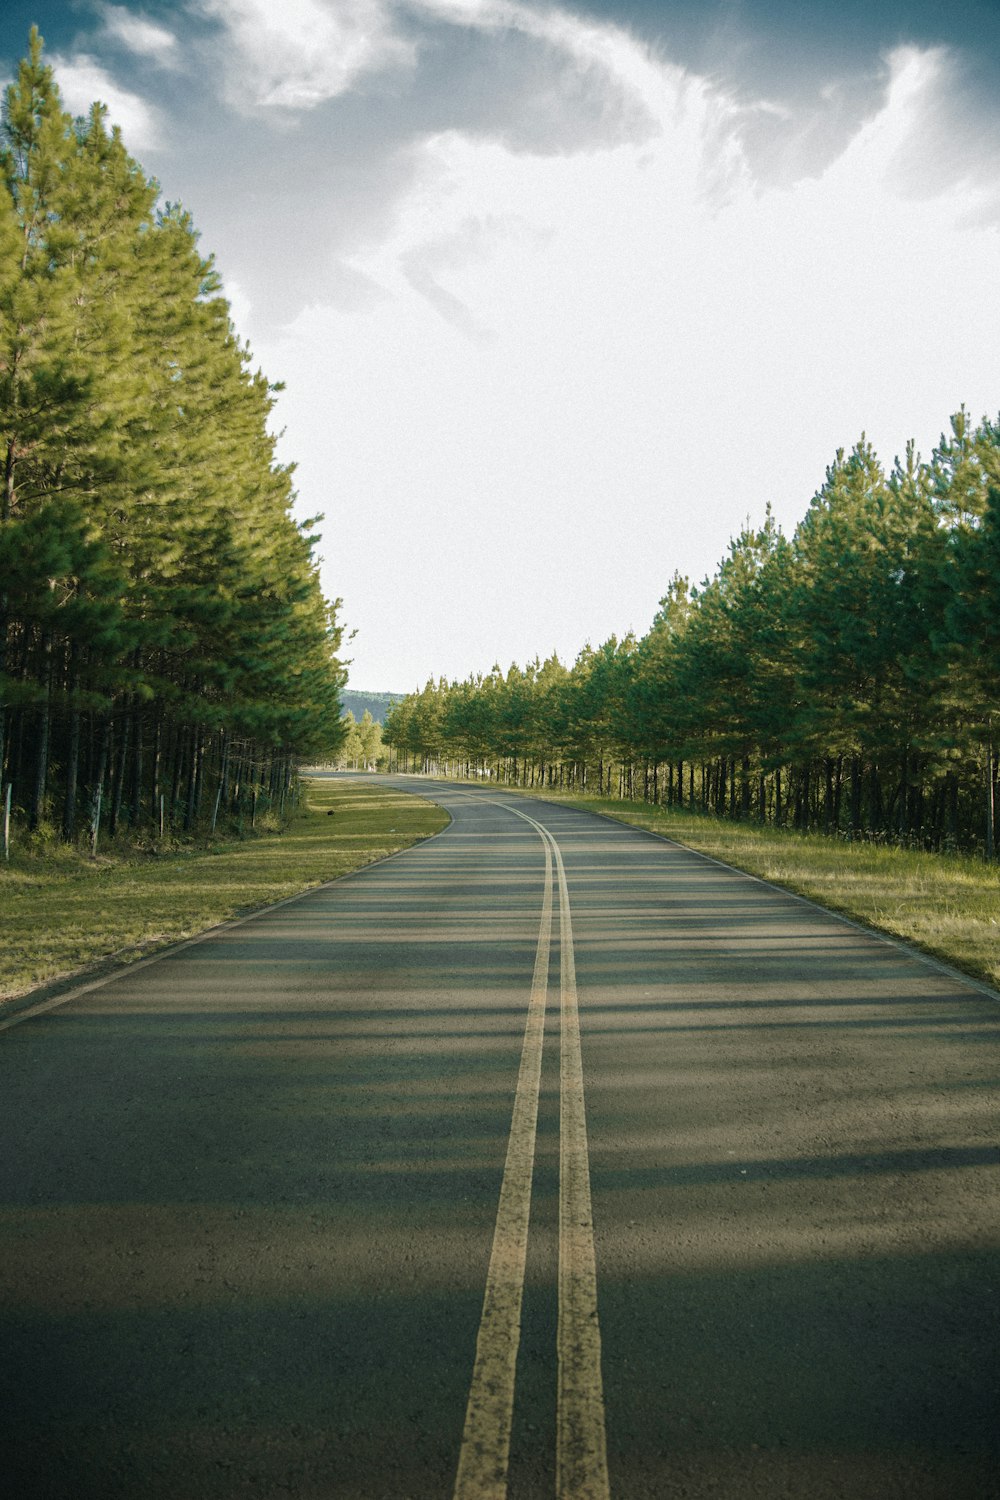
[10,0,1000,686]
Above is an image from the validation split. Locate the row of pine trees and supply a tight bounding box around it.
[0,33,346,848]
[386,417,999,856]
[334,710,384,772]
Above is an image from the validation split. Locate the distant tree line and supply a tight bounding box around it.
[340,690,400,726]
[0,32,346,848]
[385,414,1000,856]
[330,709,384,771]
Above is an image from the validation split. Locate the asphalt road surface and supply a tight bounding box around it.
[2,778,998,1500]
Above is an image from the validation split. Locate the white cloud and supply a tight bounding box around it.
[327,261,391,313]
[878,44,1000,224]
[253,26,1000,688]
[195,0,415,113]
[98,4,179,66]
[410,0,680,145]
[50,53,162,148]
[401,214,548,342]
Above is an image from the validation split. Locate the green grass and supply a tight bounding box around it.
[507,786,1000,994]
[0,777,449,1004]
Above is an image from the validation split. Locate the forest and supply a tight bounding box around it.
[385,421,1000,857]
[340,690,399,726]
[0,32,346,849]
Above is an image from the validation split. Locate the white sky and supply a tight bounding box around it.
[10,0,1000,690]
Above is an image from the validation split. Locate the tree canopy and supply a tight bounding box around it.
[386,414,999,856]
[0,30,347,844]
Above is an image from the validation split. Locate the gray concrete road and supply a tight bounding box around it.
[1,779,998,1499]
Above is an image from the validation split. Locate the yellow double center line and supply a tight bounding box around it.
[453,803,609,1500]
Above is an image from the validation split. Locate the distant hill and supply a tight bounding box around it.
[341,690,403,725]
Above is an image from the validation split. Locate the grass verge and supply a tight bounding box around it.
[505,786,1000,994]
[0,776,448,1006]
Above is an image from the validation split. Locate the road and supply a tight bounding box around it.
[1,778,998,1499]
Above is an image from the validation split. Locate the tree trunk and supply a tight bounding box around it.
[90,718,111,855]
[0,616,7,793]
[823,756,835,834]
[131,703,143,827]
[987,734,996,861]
[184,734,199,831]
[796,766,810,830]
[29,631,53,831]
[170,726,185,827]
[947,770,959,846]
[110,708,130,836]
[869,762,884,831]
[850,756,862,835]
[62,702,82,843]
[152,715,162,823]
[0,439,13,787]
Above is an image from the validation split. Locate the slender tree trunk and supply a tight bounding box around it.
[194,734,206,821]
[0,439,15,788]
[850,756,862,836]
[0,616,7,793]
[62,656,82,842]
[823,756,835,834]
[29,631,53,831]
[170,726,185,826]
[230,744,243,811]
[110,708,130,836]
[796,767,809,830]
[912,767,924,841]
[152,715,162,822]
[131,703,143,828]
[986,733,996,861]
[220,730,231,806]
[868,761,883,831]
[185,734,199,831]
[90,718,111,856]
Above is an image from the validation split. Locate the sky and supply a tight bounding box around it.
[2,2,999,692]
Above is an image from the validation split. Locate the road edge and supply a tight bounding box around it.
[434,781,1000,1006]
[0,791,454,1032]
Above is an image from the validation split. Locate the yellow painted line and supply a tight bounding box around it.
[453,832,554,1499]
[476,798,610,1500]
[552,833,609,1500]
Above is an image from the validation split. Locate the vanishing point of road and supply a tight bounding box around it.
[2,777,998,1499]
